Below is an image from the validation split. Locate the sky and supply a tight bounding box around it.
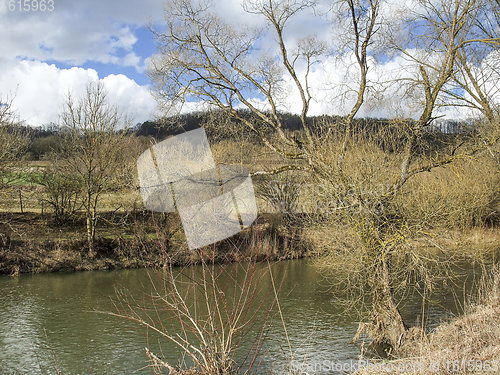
[0,0,163,127]
[0,0,490,128]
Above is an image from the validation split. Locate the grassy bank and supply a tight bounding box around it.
[0,211,310,276]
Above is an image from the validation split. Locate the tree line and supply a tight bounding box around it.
[15,111,474,162]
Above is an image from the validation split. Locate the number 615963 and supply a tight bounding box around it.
[8,0,55,11]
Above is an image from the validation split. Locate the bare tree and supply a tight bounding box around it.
[0,93,29,245]
[339,0,500,348]
[388,0,499,188]
[0,94,29,179]
[147,0,500,351]
[60,82,131,257]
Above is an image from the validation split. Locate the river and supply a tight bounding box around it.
[0,259,477,374]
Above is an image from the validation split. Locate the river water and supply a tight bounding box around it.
[0,259,478,374]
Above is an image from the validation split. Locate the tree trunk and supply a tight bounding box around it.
[351,222,408,353]
[86,212,96,258]
[369,256,407,352]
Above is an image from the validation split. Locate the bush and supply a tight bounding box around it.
[30,168,82,225]
[27,135,63,160]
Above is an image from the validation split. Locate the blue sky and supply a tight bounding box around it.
[63,26,158,86]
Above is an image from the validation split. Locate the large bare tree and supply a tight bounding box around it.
[148,0,500,351]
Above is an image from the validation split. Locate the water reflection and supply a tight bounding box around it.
[0,259,476,374]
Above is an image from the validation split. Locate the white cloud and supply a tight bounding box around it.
[102,74,157,123]
[0,0,166,127]
[0,0,162,70]
[122,52,142,69]
[0,60,156,126]
[238,49,481,121]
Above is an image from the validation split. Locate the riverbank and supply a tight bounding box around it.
[0,212,311,276]
[354,266,500,375]
[2,211,500,277]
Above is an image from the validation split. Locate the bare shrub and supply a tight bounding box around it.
[31,166,83,225]
[0,93,29,175]
[254,171,303,220]
[110,256,282,374]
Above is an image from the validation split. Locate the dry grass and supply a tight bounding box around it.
[0,185,142,215]
[396,156,500,229]
[0,185,44,212]
[3,136,498,229]
[0,210,309,275]
[248,136,500,234]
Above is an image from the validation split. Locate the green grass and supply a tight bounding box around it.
[2,172,44,186]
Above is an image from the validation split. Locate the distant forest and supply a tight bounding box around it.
[19,110,475,160]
